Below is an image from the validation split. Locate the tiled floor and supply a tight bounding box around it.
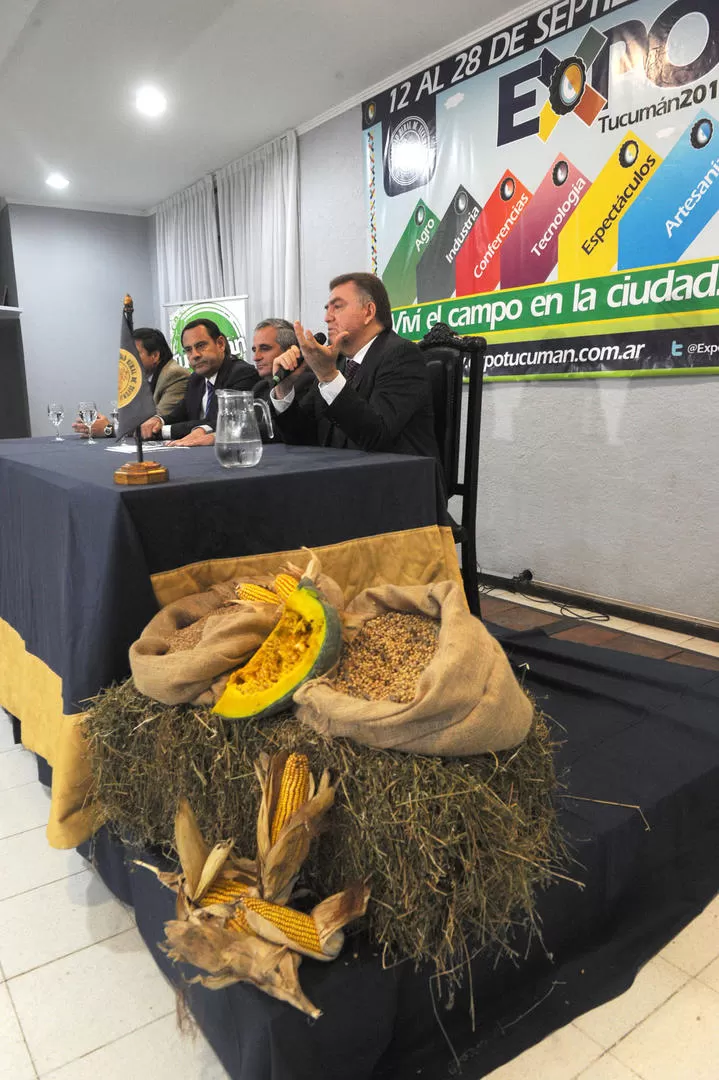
[478,589,719,1080]
[0,716,229,1080]
[0,596,717,1079]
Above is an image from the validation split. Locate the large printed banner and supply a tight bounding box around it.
[163,295,248,366]
[362,0,719,379]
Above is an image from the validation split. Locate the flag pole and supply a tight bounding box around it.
[114,293,168,485]
[123,294,145,465]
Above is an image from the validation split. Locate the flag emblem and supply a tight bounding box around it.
[118,348,143,407]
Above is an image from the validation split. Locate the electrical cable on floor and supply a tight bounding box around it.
[476,574,611,624]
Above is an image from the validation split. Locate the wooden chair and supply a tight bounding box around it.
[419,323,486,618]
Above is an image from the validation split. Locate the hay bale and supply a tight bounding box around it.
[84,679,565,977]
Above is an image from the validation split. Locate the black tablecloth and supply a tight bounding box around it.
[0,439,439,712]
[81,627,719,1079]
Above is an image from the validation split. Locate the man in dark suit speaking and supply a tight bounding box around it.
[270,273,439,461]
[140,318,259,444]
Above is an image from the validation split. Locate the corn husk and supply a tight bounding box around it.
[137,755,366,1016]
[255,751,335,904]
[163,915,320,1017]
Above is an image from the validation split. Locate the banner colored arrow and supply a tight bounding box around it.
[455,170,532,296]
[501,154,590,289]
[382,199,439,307]
[558,131,662,280]
[619,113,719,270]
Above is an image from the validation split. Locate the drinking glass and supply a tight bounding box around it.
[78,400,98,444]
[110,400,119,437]
[47,402,64,441]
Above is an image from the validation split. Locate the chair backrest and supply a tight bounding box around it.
[420,325,486,536]
[422,346,464,495]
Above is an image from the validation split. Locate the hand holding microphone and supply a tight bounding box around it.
[293,321,349,384]
[272,332,327,385]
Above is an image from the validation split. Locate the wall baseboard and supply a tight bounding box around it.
[478,572,719,644]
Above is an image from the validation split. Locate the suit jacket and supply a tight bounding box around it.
[252,377,282,443]
[163,354,260,440]
[274,329,440,460]
[151,359,191,418]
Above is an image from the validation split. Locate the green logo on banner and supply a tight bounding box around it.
[170,302,246,364]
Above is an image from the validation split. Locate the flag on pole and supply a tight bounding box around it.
[116,295,157,440]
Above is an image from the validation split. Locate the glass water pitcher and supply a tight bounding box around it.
[214,390,274,468]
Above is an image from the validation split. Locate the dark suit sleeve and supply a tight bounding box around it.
[323,341,431,453]
[251,379,282,443]
[163,397,189,427]
[226,360,262,391]
[271,369,322,446]
[164,375,200,440]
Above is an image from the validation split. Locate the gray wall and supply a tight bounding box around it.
[8,204,155,436]
[0,200,30,437]
[299,108,368,325]
[299,112,719,622]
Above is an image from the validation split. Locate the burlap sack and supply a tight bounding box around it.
[130,563,346,708]
[129,581,279,706]
[294,580,532,756]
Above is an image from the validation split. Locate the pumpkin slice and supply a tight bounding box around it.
[213,581,342,720]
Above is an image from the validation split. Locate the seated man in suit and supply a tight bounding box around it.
[72,326,189,438]
[251,318,298,379]
[271,273,439,460]
[250,320,299,427]
[134,326,190,416]
[140,318,259,444]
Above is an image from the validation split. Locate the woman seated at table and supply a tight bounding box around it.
[72,328,190,438]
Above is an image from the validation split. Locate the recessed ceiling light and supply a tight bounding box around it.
[46,172,70,190]
[135,85,167,118]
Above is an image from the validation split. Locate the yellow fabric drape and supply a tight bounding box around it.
[0,525,461,848]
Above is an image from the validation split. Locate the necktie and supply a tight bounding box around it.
[204,379,215,419]
[344,358,360,386]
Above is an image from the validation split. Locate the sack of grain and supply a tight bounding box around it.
[294,580,532,756]
[130,560,345,708]
[129,581,281,707]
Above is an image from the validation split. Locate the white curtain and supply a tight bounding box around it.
[155,175,223,312]
[215,131,300,332]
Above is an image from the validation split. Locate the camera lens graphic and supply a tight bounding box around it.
[618,139,639,168]
[500,177,516,201]
[454,191,468,214]
[691,118,713,149]
[549,57,587,116]
[365,102,376,124]
[552,160,569,186]
[415,205,426,227]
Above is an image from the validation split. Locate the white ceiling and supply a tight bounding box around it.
[0,0,516,213]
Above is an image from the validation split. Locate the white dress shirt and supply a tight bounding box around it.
[270,336,378,413]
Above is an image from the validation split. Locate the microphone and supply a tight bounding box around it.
[272,332,327,384]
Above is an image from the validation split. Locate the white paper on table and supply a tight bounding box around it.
[105,443,190,453]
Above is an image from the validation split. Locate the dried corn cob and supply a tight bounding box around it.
[226,911,251,934]
[273,573,299,601]
[199,880,252,934]
[271,754,310,845]
[236,583,281,605]
[242,896,322,954]
[199,879,251,906]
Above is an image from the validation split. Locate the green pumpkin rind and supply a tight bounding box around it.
[213,579,343,721]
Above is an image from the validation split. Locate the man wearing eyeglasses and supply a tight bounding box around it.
[140,318,259,444]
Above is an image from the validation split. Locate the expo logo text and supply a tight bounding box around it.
[498,0,719,146]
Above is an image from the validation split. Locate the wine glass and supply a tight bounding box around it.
[47,402,64,441]
[78,400,98,444]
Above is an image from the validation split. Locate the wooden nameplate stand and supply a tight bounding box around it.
[114,460,169,485]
